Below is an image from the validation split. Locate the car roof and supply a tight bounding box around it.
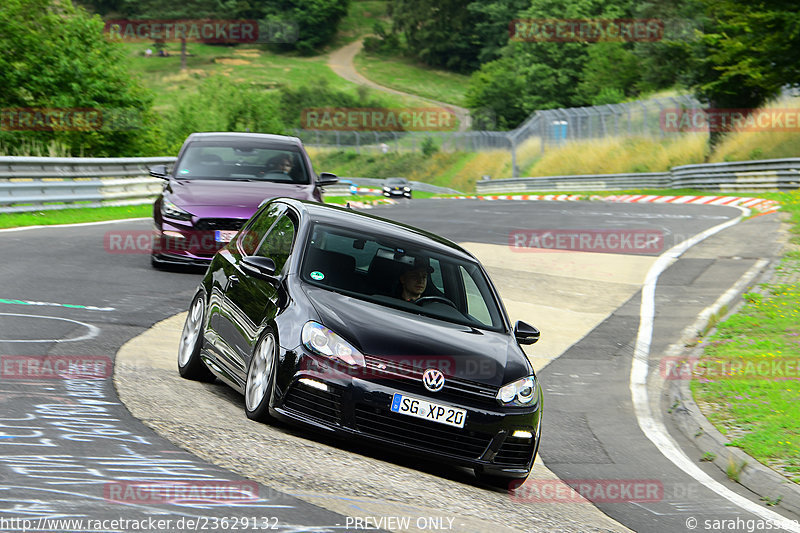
[185,132,303,147]
[278,199,475,261]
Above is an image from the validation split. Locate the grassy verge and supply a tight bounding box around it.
[308,148,509,192]
[353,50,469,106]
[122,41,423,115]
[690,190,800,484]
[0,204,152,229]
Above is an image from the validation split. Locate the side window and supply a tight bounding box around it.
[237,203,284,255]
[429,258,444,292]
[459,265,492,325]
[256,214,296,272]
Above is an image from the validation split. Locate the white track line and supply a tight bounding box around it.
[630,206,800,531]
[0,217,150,233]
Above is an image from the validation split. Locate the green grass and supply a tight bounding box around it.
[122,41,423,115]
[690,189,800,484]
[353,51,470,106]
[0,204,152,229]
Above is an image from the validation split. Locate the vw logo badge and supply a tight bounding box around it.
[422,368,445,392]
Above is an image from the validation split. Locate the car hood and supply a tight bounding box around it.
[301,285,531,387]
[167,179,314,209]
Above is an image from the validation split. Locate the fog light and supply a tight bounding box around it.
[299,378,329,392]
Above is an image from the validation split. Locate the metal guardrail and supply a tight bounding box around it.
[1,156,795,213]
[323,177,462,196]
[477,159,800,194]
[0,158,463,213]
[0,156,175,213]
[477,173,672,193]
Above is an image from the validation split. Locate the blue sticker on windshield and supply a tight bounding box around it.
[179,168,190,174]
[310,271,324,280]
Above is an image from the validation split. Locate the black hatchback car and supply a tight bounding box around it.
[178,198,542,484]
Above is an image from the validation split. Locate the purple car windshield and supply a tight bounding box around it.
[175,142,310,184]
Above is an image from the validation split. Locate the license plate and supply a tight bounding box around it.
[214,230,238,243]
[390,393,466,428]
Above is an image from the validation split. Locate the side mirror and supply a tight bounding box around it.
[241,256,277,281]
[149,164,169,179]
[514,321,540,345]
[317,172,338,186]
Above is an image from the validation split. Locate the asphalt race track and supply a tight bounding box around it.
[0,198,797,533]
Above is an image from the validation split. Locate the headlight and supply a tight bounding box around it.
[496,376,538,406]
[161,199,193,221]
[403,187,410,191]
[301,321,365,367]
[383,186,391,191]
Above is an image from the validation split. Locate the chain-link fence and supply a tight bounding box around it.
[294,95,704,176]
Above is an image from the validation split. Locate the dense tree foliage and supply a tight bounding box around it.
[78,0,350,54]
[388,0,529,73]
[686,0,800,110]
[0,0,160,156]
[163,77,286,153]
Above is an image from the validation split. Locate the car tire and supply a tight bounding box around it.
[244,331,277,422]
[177,293,216,382]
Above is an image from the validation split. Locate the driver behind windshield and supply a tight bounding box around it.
[264,154,293,176]
[397,256,434,302]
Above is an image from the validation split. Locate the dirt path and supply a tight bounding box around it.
[327,38,471,131]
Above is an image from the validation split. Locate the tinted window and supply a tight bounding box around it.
[237,203,284,256]
[300,223,503,331]
[256,214,296,273]
[176,140,309,183]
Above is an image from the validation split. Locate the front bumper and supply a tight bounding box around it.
[384,189,411,198]
[270,349,541,478]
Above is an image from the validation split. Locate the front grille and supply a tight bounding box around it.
[195,218,247,231]
[283,382,342,426]
[493,436,535,466]
[354,404,493,460]
[363,355,498,404]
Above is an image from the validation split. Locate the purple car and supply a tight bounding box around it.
[149,132,337,268]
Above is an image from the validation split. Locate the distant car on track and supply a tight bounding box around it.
[177,197,543,485]
[149,132,337,268]
[383,177,412,199]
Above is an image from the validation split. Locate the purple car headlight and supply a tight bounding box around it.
[161,199,193,221]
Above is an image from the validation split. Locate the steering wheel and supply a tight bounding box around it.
[415,296,457,309]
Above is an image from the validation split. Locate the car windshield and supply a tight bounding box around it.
[386,178,407,186]
[300,223,505,331]
[175,140,310,184]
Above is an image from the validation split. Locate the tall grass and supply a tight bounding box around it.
[522,135,708,176]
[0,139,72,157]
[710,97,800,163]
